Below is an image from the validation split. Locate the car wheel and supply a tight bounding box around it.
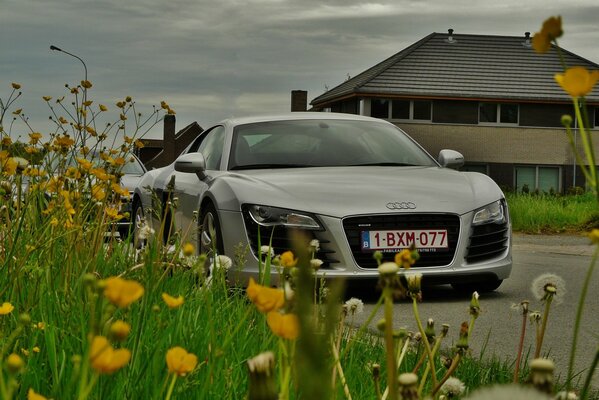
[132,199,146,247]
[199,203,224,257]
[451,279,503,293]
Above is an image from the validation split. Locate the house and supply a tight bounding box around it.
[309,30,599,193]
[136,114,203,169]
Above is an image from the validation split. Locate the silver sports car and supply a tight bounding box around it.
[133,113,511,292]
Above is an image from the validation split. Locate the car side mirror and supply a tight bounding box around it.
[174,152,207,179]
[438,149,464,169]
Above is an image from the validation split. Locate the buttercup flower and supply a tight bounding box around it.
[99,104,108,112]
[0,302,14,315]
[6,353,25,373]
[532,16,562,53]
[279,251,298,268]
[11,82,21,89]
[166,346,198,376]
[103,276,144,308]
[28,388,47,400]
[395,249,417,269]
[439,377,466,398]
[266,311,299,340]
[182,242,195,257]
[555,67,599,98]
[162,293,184,309]
[588,229,599,244]
[90,336,131,374]
[531,273,566,305]
[344,297,364,315]
[81,80,93,89]
[110,320,131,341]
[247,278,285,313]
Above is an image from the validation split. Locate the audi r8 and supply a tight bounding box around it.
[132,113,511,292]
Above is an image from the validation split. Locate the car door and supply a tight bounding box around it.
[172,125,226,242]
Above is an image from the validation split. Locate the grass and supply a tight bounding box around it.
[506,192,599,233]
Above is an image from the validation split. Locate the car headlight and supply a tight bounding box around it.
[472,200,506,225]
[245,205,321,229]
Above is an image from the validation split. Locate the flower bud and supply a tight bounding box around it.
[376,318,387,332]
[561,114,573,127]
[6,353,24,373]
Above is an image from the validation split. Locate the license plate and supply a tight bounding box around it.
[361,229,448,252]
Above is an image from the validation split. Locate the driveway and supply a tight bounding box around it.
[352,233,598,386]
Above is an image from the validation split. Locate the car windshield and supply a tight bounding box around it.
[228,119,436,170]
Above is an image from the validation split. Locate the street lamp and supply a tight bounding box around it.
[49,45,88,84]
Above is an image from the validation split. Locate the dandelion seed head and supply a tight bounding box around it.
[531,273,566,305]
[467,383,551,400]
[344,297,364,315]
[440,377,466,397]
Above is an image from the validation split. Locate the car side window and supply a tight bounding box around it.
[197,126,225,170]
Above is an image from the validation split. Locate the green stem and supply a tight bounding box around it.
[580,347,599,400]
[412,297,437,391]
[164,374,178,400]
[573,98,597,194]
[534,295,553,359]
[567,246,599,391]
[340,294,383,359]
[513,312,528,383]
[383,288,398,400]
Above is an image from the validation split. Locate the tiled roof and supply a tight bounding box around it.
[311,32,599,106]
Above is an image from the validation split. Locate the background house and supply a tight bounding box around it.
[310,30,599,193]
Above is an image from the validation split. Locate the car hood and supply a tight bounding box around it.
[218,166,502,217]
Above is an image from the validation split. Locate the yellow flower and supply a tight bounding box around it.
[28,388,47,400]
[532,16,562,53]
[246,278,285,313]
[135,139,145,149]
[103,276,144,308]
[99,104,108,112]
[50,217,59,227]
[33,346,40,353]
[110,320,131,342]
[76,157,93,171]
[90,336,131,374]
[166,347,198,376]
[81,80,93,89]
[37,322,46,330]
[21,348,30,357]
[116,101,125,108]
[1,137,12,146]
[588,229,599,244]
[555,67,599,98]
[279,251,298,268]
[105,207,123,220]
[12,82,21,89]
[266,311,299,340]
[12,108,22,115]
[42,96,52,102]
[120,113,127,121]
[395,249,416,269]
[162,293,184,309]
[160,101,169,110]
[58,116,68,124]
[91,185,106,201]
[6,353,24,373]
[182,242,195,257]
[91,167,109,181]
[28,132,43,145]
[53,135,74,149]
[82,100,93,107]
[2,157,18,176]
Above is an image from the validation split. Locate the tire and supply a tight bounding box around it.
[451,279,503,293]
[199,203,224,257]
[131,199,146,248]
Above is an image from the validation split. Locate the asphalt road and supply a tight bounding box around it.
[350,233,598,385]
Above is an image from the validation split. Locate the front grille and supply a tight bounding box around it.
[466,222,509,263]
[343,214,460,268]
[242,212,337,267]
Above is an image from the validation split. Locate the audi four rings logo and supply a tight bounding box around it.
[386,202,416,210]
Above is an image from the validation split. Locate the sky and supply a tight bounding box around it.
[2,0,599,141]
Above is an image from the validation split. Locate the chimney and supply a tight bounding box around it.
[523,31,532,47]
[445,28,456,44]
[163,114,176,162]
[291,90,308,112]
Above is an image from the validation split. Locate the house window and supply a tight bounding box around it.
[515,166,560,193]
[479,103,519,124]
[385,100,432,121]
[391,100,410,119]
[371,99,390,118]
[461,164,488,175]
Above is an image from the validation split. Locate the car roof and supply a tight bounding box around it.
[220,112,392,126]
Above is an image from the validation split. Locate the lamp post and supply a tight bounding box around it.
[50,45,89,126]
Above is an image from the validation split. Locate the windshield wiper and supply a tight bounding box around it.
[231,163,314,170]
[350,162,420,167]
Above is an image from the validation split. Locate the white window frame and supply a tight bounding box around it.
[388,100,433,122]
[478,102,519,126]
[514,165,562,193]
